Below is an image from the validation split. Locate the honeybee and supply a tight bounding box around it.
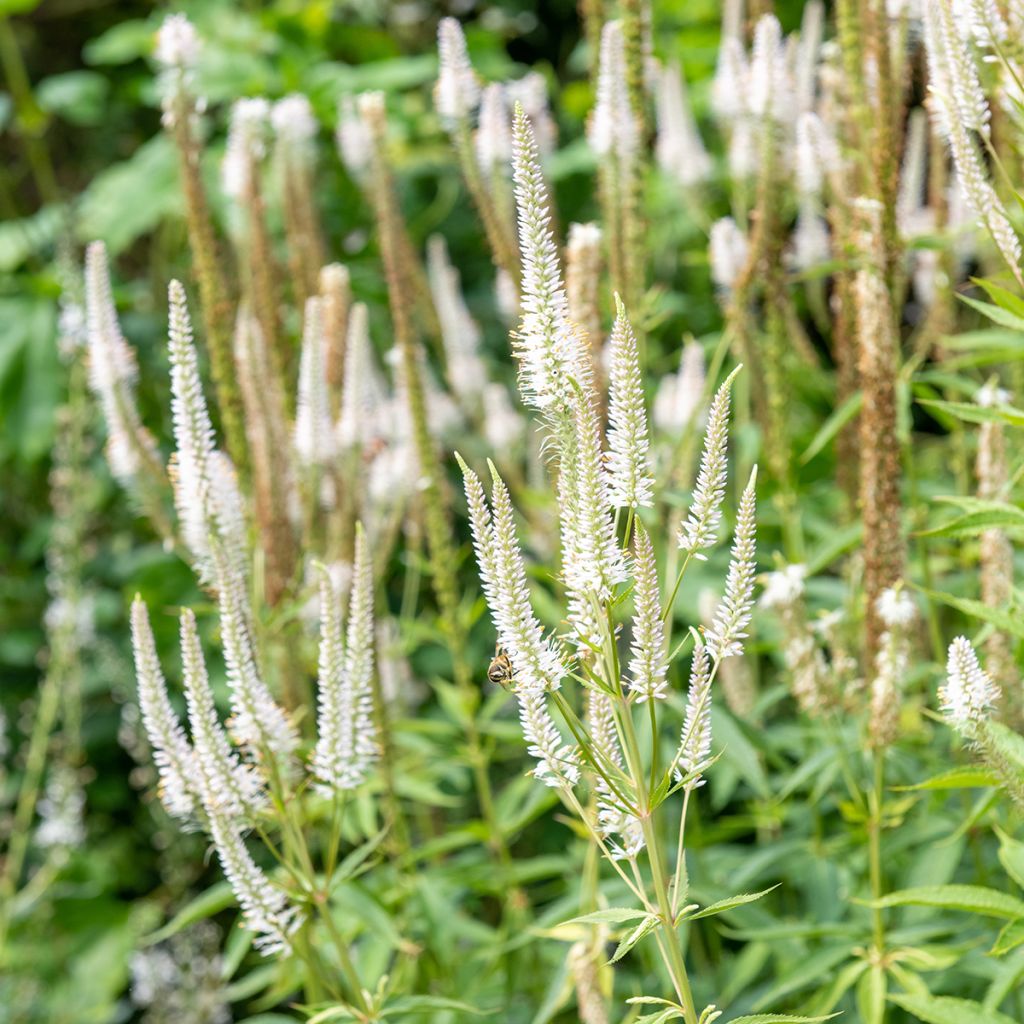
[487,643,515,690]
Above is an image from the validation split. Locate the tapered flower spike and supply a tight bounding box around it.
[213,542,300,762]
[222,98,269,200]
[84,242,163,490]
[206,803,304,956]
[427,235,486,405]
[654,341,704,435]
[586,688,644,859]
[628,523,669,703]
[511,102,579,412]
[475,83,512,172]
[708,218,748,294]
[178,607,264,820]
[941,636,1001,735]
[748,14,793,124]
[704,466,757,661]
[435,17,480,125]
[154,13,200,123]
[311,527,378,792]
[294,297,336,468]
[337,302,386,450]
[676,642,712,789]
[167,280,248,587]
[655,61,711,187]
[678,367,741,557]
[588,21,638,161]
[130,597,200,822]
[606,296,654,510]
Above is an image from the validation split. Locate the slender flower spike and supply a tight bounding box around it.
[704,466,757,660]
[709,218,748,293]
[336,95,372,180]
[130,597,200,822]
[167,280,248,587]
[676,642,712,788]
[154,13,200,120]
[678,368,740,557]
[654,341,705,435]
[655,61,712,187]
[511,102,578,412]
[178,608,264,821]
[222,98,270,199]
[941,636,1001,734]
[606,297,654,509]
[588,21,638,161]
[84,242,162,488]
[435,18,480,125]
[457,455,565,693]
[475,83,512,172]
[294,297,336,468]
[336,302,386,449]
[206,804,304,956]
[311,527,379,792]
[628,523,669,702]
[271,94,318,156]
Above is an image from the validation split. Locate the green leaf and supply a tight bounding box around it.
[143,882,234,945]
[562,907,651,926]
[991,918,1024,956]
[871,884,1024,920]
[971,277,1024,320]
[728,1016,840,1023]
[800,391,863,464]
[918,397,1024,427]
[894,767,999,791]
[918,503,1024,538]
[380,995,489,1017]
[958,293,1024,332]
[609,914,660,963]
[997,830,1024,889]
[889,993,1017,1024]
[685,886,779,921]
[914,587,1024,640]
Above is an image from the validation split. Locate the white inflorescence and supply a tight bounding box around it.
[427,235,487,405]
[167,280,248,587]
[748,15,793,124]
[628,524,669,703]
[654,341,705,435]
[506,71,557,155]
[941,636,1001,733]
[676,643,712,788]
[677,370,737,557]
[336,95,373,180]
[704,468,758,661]
[708,217,749,292]
[130,598,200,822]
[294,297,336,469]
[178,608,265,821]
[588,21,638,161]
[155,14,200,70]
[606,299,654,510]
[655,61,712,187]
[510,104,579,412]
[475,83,512,172]
[206,804,303,956]
[271,94,318,154]
[222,98,270,199]
[312,529,379,792]
[435,17,480,125]
[84,242,160,486]
[336,302,387,450]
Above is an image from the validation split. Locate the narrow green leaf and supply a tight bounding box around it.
[609,914,660,963]
[913,587,1024,640]
[894,767,999,791]
[562,907,650,926]
[918,505,1024,539]
[380,995,489,1016]
[991,919,1024,956]
[800,391,863,464]
[889,992,1017,1024]
[872,884,1024,920]
[958,293,1024,332]
[997,830,1024,890]
[685,886,779,921]
[142,882,234,945]
[728,1016,840,1023]
[918,397,1024,427]
[971,277,1024,320]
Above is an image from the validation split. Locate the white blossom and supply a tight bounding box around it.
[676,643,712,788]
[435,17,480,124]
[628,524,669,702]
[588,21,638,161]
[222,98,269,199]
[475,83,512,171]
[654,341,704,436]
[709,217,748,293]
[294,297,336,468]
[655,61,712,186]
[941,636,1000,732]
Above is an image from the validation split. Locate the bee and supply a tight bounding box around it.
[487,643,515,690]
